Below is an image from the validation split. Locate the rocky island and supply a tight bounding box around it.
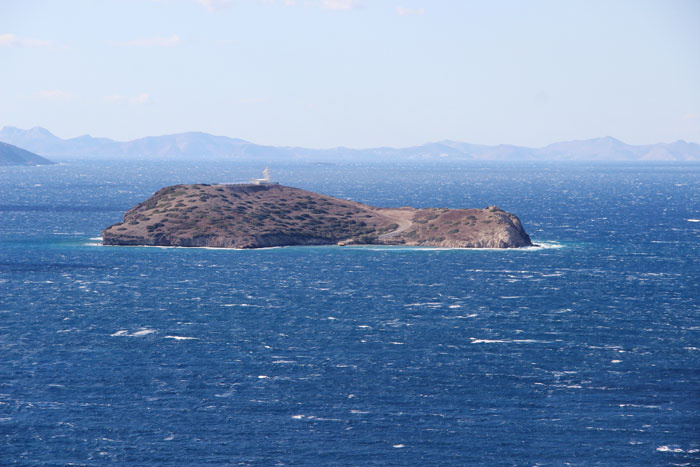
[103,179,532,249]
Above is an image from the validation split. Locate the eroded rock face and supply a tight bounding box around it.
[103,184,532,249]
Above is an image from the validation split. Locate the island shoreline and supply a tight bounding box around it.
[103,182,533,250]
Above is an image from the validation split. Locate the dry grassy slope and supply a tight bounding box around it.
[103,184,532,248]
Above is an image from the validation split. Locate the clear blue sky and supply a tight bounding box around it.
[1,0,699,148]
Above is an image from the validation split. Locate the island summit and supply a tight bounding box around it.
[103,169,532,249]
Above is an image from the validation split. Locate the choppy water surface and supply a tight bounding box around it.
[1,161,699,465]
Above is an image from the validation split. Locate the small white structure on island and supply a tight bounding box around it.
[220,167,279,186]
[251,166,278,185]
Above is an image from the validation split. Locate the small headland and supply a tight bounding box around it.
[0,142,54,166]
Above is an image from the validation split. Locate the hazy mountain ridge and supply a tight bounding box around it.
[1,126,698,162]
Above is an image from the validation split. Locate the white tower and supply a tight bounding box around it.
[252,166,276,185]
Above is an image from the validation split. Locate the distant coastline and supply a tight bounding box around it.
[2,126,698,162]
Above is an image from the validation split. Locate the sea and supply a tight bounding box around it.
[1,160,699,465]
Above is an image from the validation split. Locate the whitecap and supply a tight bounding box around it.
[393,444,406,448]
[520,241,565,251]
[657,445,684,453]
[686,219,700,223]
[619,404,661,409]
[164,335,198,340]
[112,329,155,337]
[470,338,546,344]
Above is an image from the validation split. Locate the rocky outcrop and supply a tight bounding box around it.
[378,206,532,248]
[103,184,532,249]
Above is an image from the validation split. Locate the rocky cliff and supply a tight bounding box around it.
[103,184,532,249]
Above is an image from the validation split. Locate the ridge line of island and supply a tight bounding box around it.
[103,180,533,249]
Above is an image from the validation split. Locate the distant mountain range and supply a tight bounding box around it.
[0,141,54,166]
[1,126,698,162]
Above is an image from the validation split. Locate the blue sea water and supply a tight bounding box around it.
[1,161,699,465]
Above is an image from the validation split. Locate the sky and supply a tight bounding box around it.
[1,0,699,148]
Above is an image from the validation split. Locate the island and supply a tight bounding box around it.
[0,141,54,166]
[103,176,532,249]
